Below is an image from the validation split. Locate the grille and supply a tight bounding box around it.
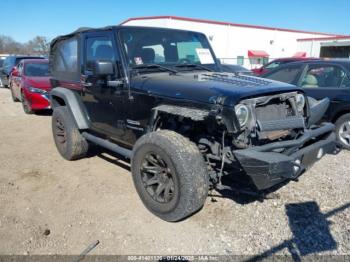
[258,117,305,132]
[256,100,305,131]
[256,101,294,121]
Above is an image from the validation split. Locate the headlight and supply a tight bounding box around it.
[235,104,249,127]
[295,94,305,112]
[27,86,46,94]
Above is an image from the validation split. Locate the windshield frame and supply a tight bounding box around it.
[116,27,220,74]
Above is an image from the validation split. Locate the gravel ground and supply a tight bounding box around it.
[0,88,349,258]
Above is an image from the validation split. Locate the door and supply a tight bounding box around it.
[81,32,127,141]
[300,63,350,119]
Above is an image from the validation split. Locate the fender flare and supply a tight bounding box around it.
[50,87,89,130]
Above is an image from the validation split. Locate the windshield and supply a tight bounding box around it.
[3,57,15,69]
[119,28,218,72]
[24,63,49,77]
[344,63,350,73]
[264,61,282,69]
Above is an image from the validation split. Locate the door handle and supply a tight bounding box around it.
[107,80,124,87]
[81,82,92,87]
[113,90,122,95]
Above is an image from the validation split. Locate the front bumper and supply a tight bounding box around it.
[24,91,51,110]
[233,123,339,190]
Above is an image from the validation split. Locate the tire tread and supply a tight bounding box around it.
[132,130,209,221]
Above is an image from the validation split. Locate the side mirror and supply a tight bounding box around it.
[93,60,115,77]
[11,68,20,77]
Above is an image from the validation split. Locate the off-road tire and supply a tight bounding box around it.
[10,84,19,102]
[52,106,89,160]
[335,113,350,150]
[131,130,209,222]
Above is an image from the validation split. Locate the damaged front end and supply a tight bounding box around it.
[207,92,339,191]
[234,123,337,190]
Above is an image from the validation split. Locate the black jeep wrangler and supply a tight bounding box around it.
[49,26,337,221]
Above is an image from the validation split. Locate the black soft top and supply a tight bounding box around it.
[50,26,118,47]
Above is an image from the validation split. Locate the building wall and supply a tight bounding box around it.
[123,18,334,68]
[297,39,350,58]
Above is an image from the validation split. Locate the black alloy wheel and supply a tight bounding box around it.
[140,152,175,203]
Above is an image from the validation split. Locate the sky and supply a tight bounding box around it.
[1,0,350,43]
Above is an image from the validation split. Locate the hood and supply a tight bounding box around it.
[24,76,51,91]
[131,72,301,106]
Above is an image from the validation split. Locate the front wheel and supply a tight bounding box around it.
[131,130,209,222]
[10,84,20,102]
[335,113,350,150]
[21,91,33,114]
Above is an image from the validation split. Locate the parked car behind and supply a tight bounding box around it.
[0,54,9,87]
[0,55,7,68]
[10,59,51,114]
[0,55,44,88]
[220,64,253,75]
[252,57,318,76]
[262,59,350,149]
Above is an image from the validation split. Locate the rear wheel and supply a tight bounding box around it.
[131,130,209,222]
[21,90,33,114]
[52,106,89,160]
[335,113,350,150]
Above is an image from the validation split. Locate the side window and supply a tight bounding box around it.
[143,44,165,63]
[266,65,302,84]
[3,57,15,72]
[340,73,350,88]
[301,65,347,88]
[85,36,115,71]
[177,41,202,63]
[53,38,78,74]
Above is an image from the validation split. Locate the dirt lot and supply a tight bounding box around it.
[0,88,349,258]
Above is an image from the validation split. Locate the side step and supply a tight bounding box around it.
[82,132,133,159]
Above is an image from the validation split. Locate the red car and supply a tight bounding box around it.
[10,59,51,114]
[252,57,319,75]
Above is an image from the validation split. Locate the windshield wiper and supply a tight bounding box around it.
[174,63,213,72]
[131,64,178,74]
